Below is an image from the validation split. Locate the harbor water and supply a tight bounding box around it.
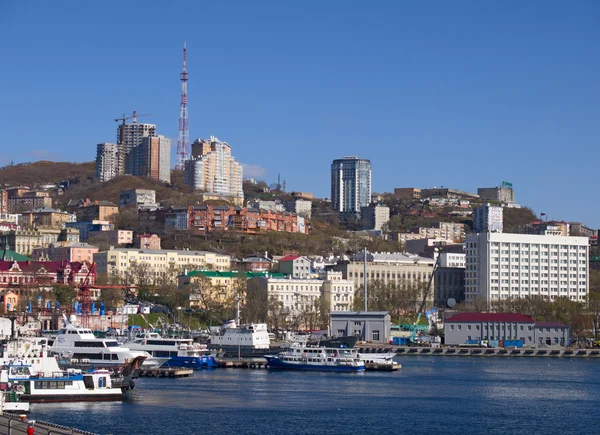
[29,357,600,434]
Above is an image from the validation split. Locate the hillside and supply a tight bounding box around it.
[0,161,95,186]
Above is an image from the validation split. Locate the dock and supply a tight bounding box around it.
[364,362,401,371]
[137,367,194,377]
[0,413,97,435]
[396,347,600,358]
[216,358,267,369]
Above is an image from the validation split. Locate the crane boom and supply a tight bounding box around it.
[409,249,442,343]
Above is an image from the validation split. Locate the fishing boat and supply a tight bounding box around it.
[48,316,165,369]
[265,345,365,372]
[125,332,218,369]
[0,362,124,403]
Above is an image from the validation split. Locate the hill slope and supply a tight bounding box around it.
[0,161,95,186]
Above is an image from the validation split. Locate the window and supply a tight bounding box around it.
[372,330,380,341]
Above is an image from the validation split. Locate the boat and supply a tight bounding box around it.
[308,335,359,349]
[208,322,280,358]
[124,332,218,369]
[265,345,365,372]
[0,390,30,413]
[356,346,397,364]
[48,316,165,369]
[0,362,125,403]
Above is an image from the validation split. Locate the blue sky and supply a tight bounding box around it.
[1,1,599,226]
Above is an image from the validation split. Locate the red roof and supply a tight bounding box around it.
[447,313,534,323]
[0,261,88,273]
[279,255,301,262]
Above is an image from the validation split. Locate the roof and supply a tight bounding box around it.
[183,270,285,279]
[534,322,569,328]
[279,255,302,262]
[0,260,89,273]
[446,313,534,323]
[0,250,32,262]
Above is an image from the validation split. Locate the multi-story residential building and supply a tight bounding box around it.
[278,256,312,278]
[94,248,231,283]
[444,313,571,347]
[21,208,76,229]
[477,186,515,203]
[569,222,597,238]
[163,205,307,234]
[0,228,80,256]
[67,200,119,222]
[238,256,272,272]
[330,156,371,215]
[331,251,435,305]
[247,200,284,213]
[420,188,479,200]
[464,233,589,304]
[127,136,171,183]
[117,121,156,176]
[88,230,133,246]
[0,189,8,214]
[283,199,312,219]
[134,234,161,250]
[7,192,53,214]
[393,188,421,200]
[520,221,569,236]
[184,136,244,206]
[31,242,99,263]
[66,220,114,242]
[473,203,503,233]
[398,222,465,244]
[361,203,390,231]
[320,270,355,312]
[95,143,121,182]
[438,252,466,268]
[120,189,157,208]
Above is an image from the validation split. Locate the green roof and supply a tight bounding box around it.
[1,250,33,262]
[183,270,287,279]
[591,256,600,262]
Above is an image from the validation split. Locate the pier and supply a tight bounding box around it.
[364,362,401,371]
[0,414,97,435]
[137,368,194,377]
[396,347,600,358]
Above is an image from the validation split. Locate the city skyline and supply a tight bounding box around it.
[1,2,599,226]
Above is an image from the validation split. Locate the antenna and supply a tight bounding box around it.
[176,41,190,170]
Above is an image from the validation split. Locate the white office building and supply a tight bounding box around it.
[473,203,503,233]
[465,233,589,303]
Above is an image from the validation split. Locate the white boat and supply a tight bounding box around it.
[0,390,30,413]
[125,332,218,369]
[356,346,397,364]
[208,322,275,357]
[0,361,124,403]
[265,345,365,372]
[48,316,165,369]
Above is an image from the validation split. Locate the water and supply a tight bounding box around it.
[30,357,600,435]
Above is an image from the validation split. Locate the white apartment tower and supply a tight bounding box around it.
[473,203,503,233]
[331,156,371,214]
[95,143,120,182]
[465,233,589,304]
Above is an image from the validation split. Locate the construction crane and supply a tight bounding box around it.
[409,248,443,343]
[113,110,152,125]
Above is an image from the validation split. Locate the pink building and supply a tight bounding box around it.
[134,234,161,250]
[89,230,133,246]
[32,242,99,263]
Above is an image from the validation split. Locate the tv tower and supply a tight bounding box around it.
[176,41,189,170]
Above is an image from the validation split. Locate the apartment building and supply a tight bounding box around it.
[320,270,355,312]
[88,230,133,246]
[94,248,231,283]
[118,121,156,177]
[7,192,53,214]
[95,143,121,182]
[473,203,503,233]
[277,256,312,278]
[284,199,312,219]
[0,228,80,256]
[331,156,371,214]
[31,242,99,263]
[67,200,119,222]
[248,275,324,318]
[127,136,171,183]
[465,233,589,303]
[134,234,161,250]
[21,208,76,229]
[120,189,157,208]
[478,186,515,203]
[361,203,390,231]
[66,220,114,242]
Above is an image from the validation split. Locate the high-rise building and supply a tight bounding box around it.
[128,136,171,183]
[473,203,503,233]
[95,143,121,182]
[118,122,156,176]
[464,233,588,304]
[331,156,371,214]
[183,136,244,205]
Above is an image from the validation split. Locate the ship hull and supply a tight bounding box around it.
[162,355,218,369]
[208,345,280,358]
[265,356,364,372]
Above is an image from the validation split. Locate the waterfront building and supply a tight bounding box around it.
[473,203,503,233]
[444,312,571,347]
[330,156,371,215]
[127,136,171,183]
[95,143,121,182]
[184,136,244,206]
[320,271,355,312]
[361,203,390,231]
[465,233,589,303]
[94,247,231,283]
[248,275,323,319]
[329,311,391,344]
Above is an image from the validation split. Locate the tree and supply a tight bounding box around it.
[53,285,76,307]
[267,296,288,337]
[100,288,123,311]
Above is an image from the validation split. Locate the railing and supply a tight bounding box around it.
[0,414,98,435]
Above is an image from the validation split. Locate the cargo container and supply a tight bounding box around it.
[503,339,524,348]
[392,337,409,346]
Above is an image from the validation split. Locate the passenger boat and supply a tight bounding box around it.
[265,346,365,372]
[208,322,280,358]
[125,332,218,369]
[0,390,30,413]
[356,346,397,364]
[0,362,124,403]
[48,317,165,369]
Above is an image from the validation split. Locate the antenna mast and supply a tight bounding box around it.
[176,41,190,170]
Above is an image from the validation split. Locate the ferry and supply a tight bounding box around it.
[208,322,279,358]
[265,346,365,372]
[125,332,218,369]
[48,316,164,369]
[0,362,124,403]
